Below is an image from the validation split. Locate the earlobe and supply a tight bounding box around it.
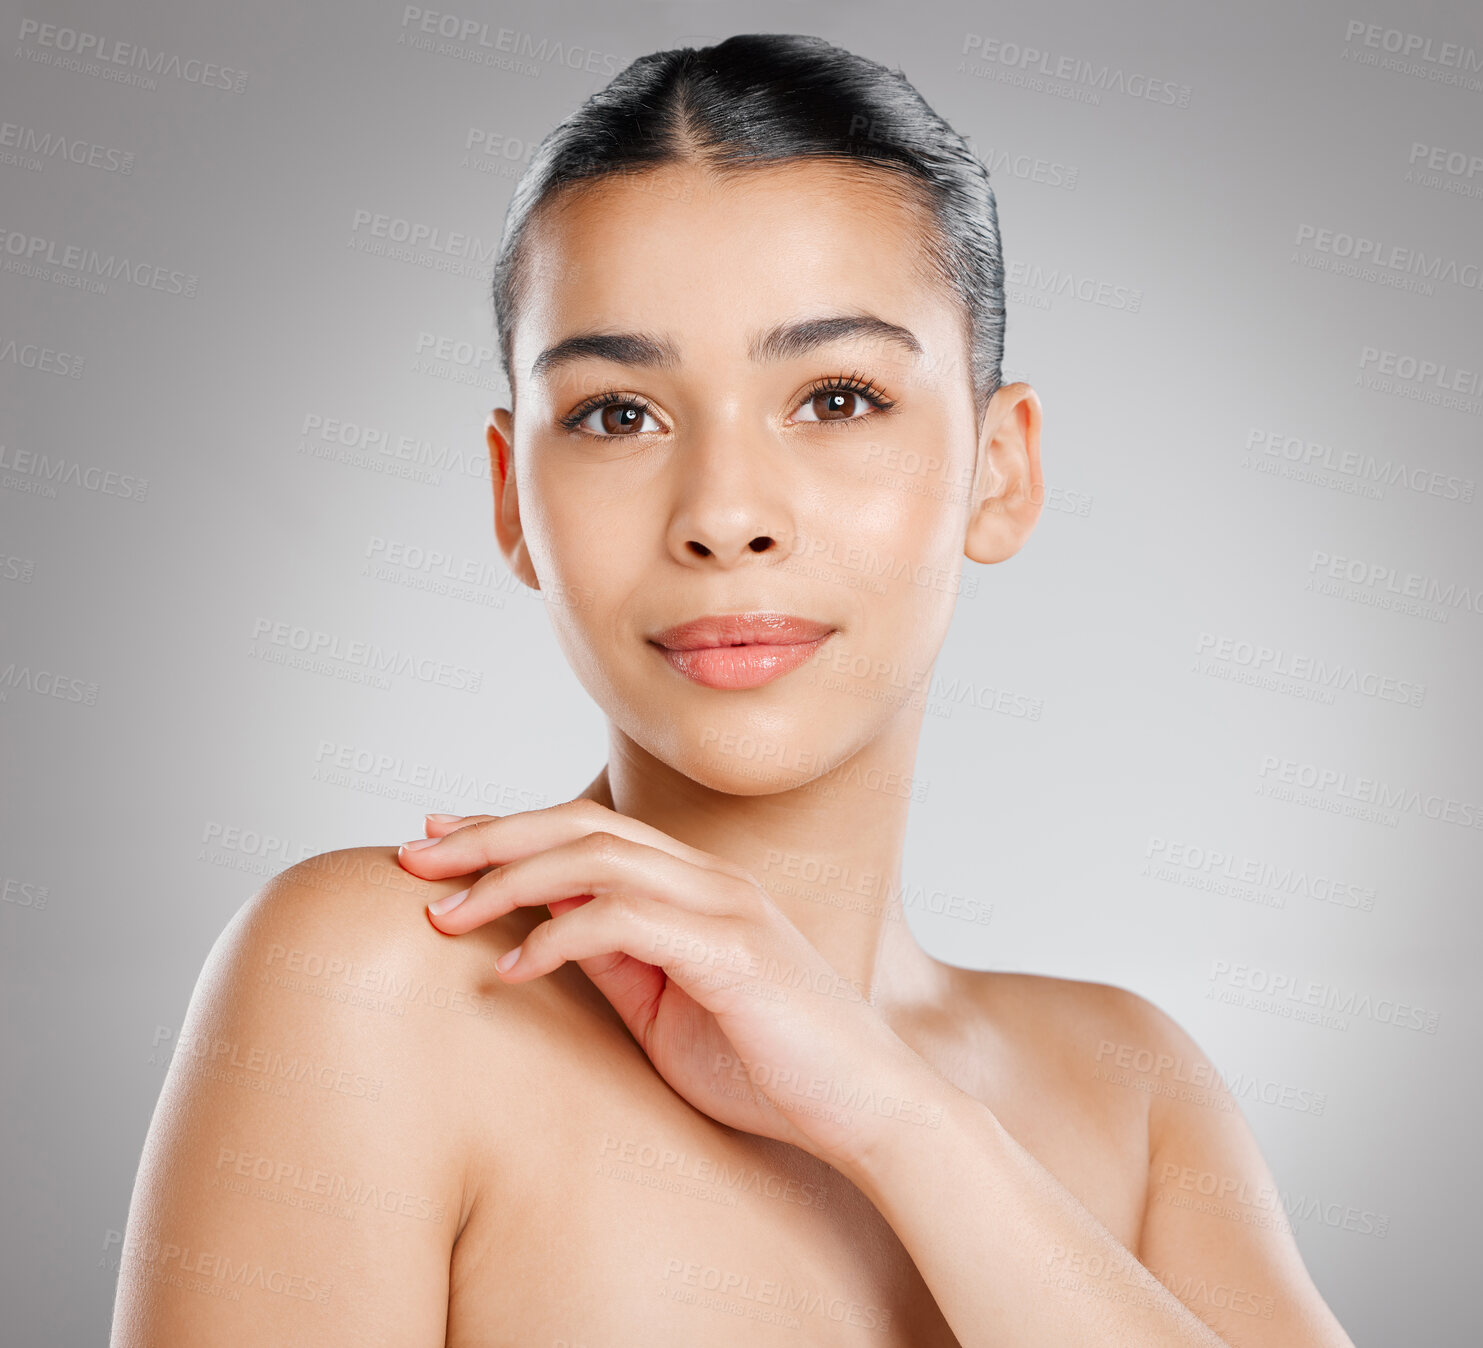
[964,382,1044,566]
[487,408,540,592]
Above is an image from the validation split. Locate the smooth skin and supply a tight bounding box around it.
[112,160,1356,1346]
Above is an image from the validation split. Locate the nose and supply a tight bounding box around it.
[684,532,777,561]
[664,433,793,567]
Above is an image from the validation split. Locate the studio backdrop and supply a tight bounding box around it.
[2,1,1479,1344]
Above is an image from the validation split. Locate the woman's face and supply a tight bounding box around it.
[494,159,1011,793]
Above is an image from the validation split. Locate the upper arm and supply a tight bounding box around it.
[1128,995,1356,1347]
[111,848,481,1348]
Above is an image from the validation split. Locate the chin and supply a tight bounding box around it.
[639,704,868,798]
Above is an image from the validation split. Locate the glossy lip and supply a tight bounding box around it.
[648,612,837,691]
[649,612,835,650]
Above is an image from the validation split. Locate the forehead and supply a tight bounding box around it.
[513,160,964,378]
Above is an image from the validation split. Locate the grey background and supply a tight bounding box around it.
[3,0,1480,1343]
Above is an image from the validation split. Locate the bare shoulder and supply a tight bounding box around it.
[111,846,566,1348]
[951,969,1354,1343]
[946,967,1269,1163]
[180,843,604,1151]
[946,964,1174,1082]
[212,844,521,1014]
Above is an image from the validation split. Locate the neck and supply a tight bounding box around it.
[576,707,952,1017]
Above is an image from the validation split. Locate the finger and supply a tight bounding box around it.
[399,797,751,883]
[425,831,757,933]
[423,813,493,838]
[500,892,747,1003]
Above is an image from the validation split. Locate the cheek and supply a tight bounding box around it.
[815,455,966,587]
[803,459,965,674]
[522,461,648,655]
[522,458,626,590]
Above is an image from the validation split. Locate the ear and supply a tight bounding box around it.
[964,382,1044,565]
[487,408,540,591]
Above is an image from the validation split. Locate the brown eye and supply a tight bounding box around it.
[599,403,647,435]
[791,379,891,425]
[566,398,662,437]
[809,390,864,421]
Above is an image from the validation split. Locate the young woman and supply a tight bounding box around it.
[113,34,1356,1347]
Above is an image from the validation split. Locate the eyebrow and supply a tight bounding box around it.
[528,312,923,382]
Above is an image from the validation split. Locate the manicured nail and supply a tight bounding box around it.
[425,813,460,824]
[401,836,440,851]
[428,887,469,916]
[496,945,522,973]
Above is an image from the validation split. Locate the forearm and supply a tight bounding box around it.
[835,1063,1231,1348]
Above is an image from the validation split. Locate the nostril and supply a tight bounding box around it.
[748,536,773,552]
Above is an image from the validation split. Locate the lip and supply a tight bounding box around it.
[648,612,836,691]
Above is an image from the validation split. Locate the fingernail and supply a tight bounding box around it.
[496,944,522,973]
[425,813,460,824]
[428,887,469,917]
[401,837,440,851]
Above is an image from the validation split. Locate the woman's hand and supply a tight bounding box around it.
[396,800,937,1173]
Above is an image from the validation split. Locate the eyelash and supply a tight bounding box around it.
[798,371,897,423]
[556,371,897,437]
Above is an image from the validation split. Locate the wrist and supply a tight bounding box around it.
[822,1032,974,1189]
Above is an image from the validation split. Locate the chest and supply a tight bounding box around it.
[444,1039,1148,1347]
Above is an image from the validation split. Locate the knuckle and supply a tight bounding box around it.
[517,926,546,964]
[569,798,610,829]
[728,874,767,914]
[603,889,639,924]
[583,829,625,867]
[466,816,501,843]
